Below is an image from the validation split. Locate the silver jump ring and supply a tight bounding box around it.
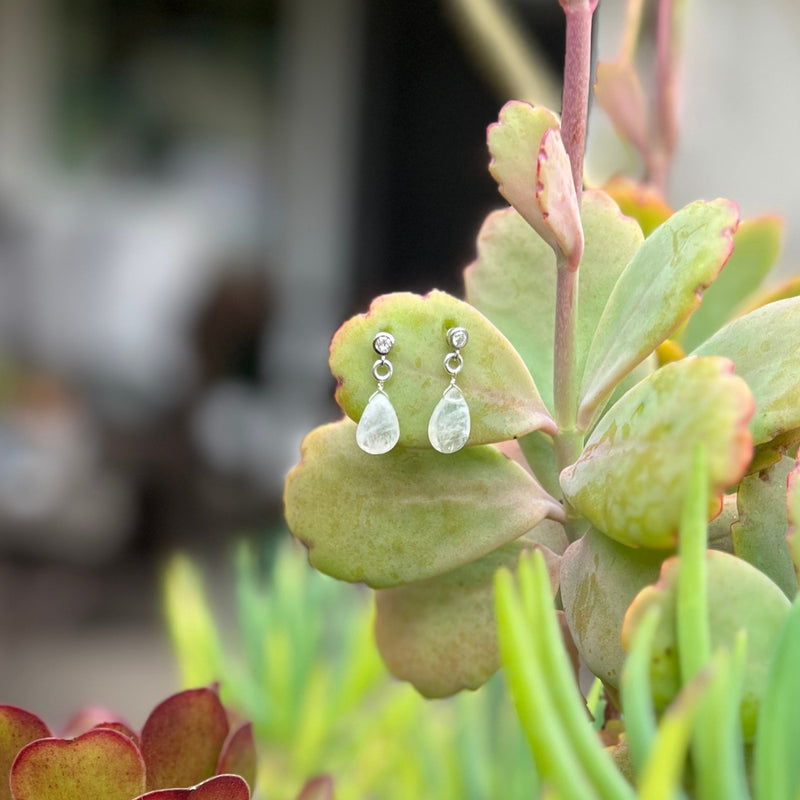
[373,358,393,382]
[444,351,463,376]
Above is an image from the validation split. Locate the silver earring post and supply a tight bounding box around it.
[428,326,471,453]
[356,331,400,454]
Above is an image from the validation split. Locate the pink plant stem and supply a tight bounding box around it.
[554,0,596,465]
[653,0,677,192]
[559,0,598,202]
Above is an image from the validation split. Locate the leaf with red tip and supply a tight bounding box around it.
[375,538,559,697]
[295,776,334,800]
[578,199,739,428]
[140,688,229,791]
[0,706,50,800]
[330,290,555,447]
[562,357,754,548]
[487,101,566,254]
[536,127,583,267]
[594,61,649,157]
[133,774,250,800]
[285,419,563,587]
[216,724,256,792]
[10,728,146,800]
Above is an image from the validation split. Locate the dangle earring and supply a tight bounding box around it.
[428,326,471,454]
[356,331,401,455]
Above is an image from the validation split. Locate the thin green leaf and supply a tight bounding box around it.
[620,606,661,780]
[636,671,709,800]
[692,635,750,800]
[753,596,800,800]
[495,564,601,800]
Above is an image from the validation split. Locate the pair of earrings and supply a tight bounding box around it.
[355,327,471,455]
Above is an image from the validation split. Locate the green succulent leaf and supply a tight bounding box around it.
[140,688,229,791]
[562,357,754,548]
[133,775,251,800]
[622,550,791,740]
[465,191,643,414]
[578,199,739,428]
[680,216,783,351]
[487,101,571,257]
[732,456,798,599]
[375,539,559,698]
[0,706,51,800]
[285,419,563,588]
[692,296,800,448]
[330,290,554,447]
[753,595,800,800]
[560,527,666,689]
[9,728,146,800]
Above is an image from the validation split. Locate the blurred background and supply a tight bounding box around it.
[0,0,798,729]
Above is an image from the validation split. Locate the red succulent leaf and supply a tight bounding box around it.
[9,728,146,800]
[93,721,140,745]
[216,723,256,791]
[140,687,230,791]
[133,774,250,800]
[59,706,131,739]
[0,706,51,800]
[295,775,335,800]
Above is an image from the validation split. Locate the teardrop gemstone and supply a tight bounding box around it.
[356,390,400,455]
[428,385,471,454]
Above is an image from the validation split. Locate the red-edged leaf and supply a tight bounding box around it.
[133,774,250,800]
[140,688,229,791]
[0,706,51,800]
[216,723,256,792]
[9,728,145,800]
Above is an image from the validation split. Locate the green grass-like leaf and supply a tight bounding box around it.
[496,551,636,800]
[753,595,800,800]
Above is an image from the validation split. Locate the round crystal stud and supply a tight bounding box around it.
[447,326,468,350]
[373,331,395,355]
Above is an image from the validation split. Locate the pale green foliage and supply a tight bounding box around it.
[163,538,539,800]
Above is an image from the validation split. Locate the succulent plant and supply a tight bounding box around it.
[283,0,800,784]
[0,687,256,800]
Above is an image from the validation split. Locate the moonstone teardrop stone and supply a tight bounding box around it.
[428,385,470,454]
[356,390,400,455]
